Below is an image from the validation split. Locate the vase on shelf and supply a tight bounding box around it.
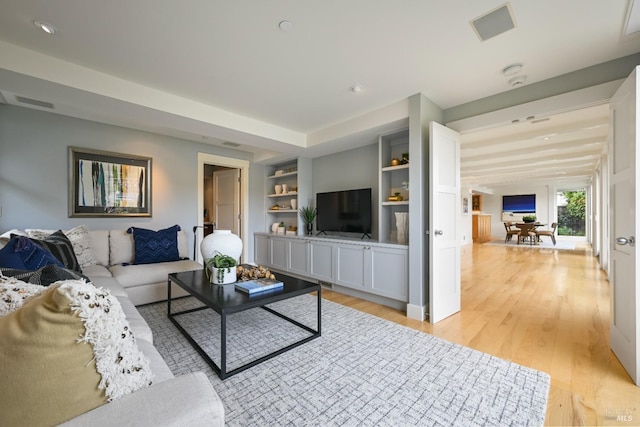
[395,212,408,244]
[305,223,313,236]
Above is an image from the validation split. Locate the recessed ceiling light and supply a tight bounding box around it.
[349,84,363,93]
[502,63,523,76]
[34,20,56,35]
[279,20,293,32]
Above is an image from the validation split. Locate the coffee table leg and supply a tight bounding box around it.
[220,312,227,379]
[167,278,172,316]
[317,287,322,336]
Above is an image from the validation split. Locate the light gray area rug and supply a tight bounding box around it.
[138,296,550,426]
[484,238,576,251]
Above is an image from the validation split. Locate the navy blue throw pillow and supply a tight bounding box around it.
[127,225,181,265]
[0,236,65,270]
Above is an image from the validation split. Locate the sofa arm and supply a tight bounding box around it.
[60,372,224,427]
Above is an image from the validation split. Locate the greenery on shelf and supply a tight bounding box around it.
[299,206,317,224]
[205,251,237,283]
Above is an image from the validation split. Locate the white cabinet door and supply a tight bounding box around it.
[309,240,334,282]
[335,243,366,289]
[254,234,270,266]
[369,246,408,301]
[287,239,309,275]
[269,237,288,271]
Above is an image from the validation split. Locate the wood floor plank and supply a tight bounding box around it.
[321,243,640,426]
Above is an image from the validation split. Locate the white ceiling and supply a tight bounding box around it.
[0,0,639,190]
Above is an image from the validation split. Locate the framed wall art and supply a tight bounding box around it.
[69,146,152,217]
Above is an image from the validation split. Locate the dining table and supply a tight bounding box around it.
[515,222,546,244]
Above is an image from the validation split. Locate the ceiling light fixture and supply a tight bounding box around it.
[349,84,363,93]
[278,20,293,32]
[34,20,56,35]
[502,63,523,76]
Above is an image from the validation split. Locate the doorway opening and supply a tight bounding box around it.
[556,188,587,237]
[197,153,250,264]
[203,164,240,237]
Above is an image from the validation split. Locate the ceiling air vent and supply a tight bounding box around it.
[471,3,516,41]
[15,95,55,109]
[223,141,241,148]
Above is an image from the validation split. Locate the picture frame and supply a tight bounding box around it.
[69,146,152,217]
[462,196,470,215]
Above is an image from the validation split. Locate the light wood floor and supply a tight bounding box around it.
[321,243,640,426]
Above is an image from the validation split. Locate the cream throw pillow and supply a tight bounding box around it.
[0,280,153,426]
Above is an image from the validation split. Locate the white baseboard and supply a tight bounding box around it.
[406,303,426,321]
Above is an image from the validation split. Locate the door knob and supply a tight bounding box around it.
[615,236,635,246]
[434,230,444,236]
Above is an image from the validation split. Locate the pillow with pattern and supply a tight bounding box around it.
[126,225,181,265]
[0,276,47,316]
[0,236,65,270]
[29,230,82,273]
[0,279,153,426]
[27,225,98,268]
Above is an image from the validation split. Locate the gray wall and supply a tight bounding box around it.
[311,142,379,239]
[0,105,257,260]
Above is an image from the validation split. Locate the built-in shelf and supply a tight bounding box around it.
[267,209,297,213]
[381,164,410,172]
[267,192,298,198]
[267,171,298,179]
[382,201,410,206]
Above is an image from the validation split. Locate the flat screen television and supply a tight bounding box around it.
[502,194,536,213]
[316,188,372,237]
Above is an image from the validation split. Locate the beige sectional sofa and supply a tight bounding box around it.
[84,228,201,305]
[0,226,225,426]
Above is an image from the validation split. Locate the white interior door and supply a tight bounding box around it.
[429,121,461,323]
[609,66,639,385]
[212,169,240,235]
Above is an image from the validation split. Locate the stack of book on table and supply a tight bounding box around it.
[235,278,284,294]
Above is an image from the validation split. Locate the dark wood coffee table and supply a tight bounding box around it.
[167,269,321,380]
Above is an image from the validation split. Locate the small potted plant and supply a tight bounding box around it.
[299,206,317,236]
[522,215,537,223]
[205,251,237,284]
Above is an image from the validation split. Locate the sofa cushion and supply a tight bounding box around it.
[109,229,136,265]
[27,225,98,267]
[127,225,181,265]
[30,230,82,273]
[88,230,110,266]
[109,259,202,288]
[110,229,191,266]
[0,235,65,270]
[0,279,153,427]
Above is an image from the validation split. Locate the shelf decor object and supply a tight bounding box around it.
[200,230,243,282]
[395,212,408,244]
[299,206,317,236]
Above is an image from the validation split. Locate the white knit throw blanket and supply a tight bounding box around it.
[58,280,154,401]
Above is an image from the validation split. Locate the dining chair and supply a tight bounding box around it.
[535,222,558,245]
[504,222,520,243]
[516,223,537,245]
